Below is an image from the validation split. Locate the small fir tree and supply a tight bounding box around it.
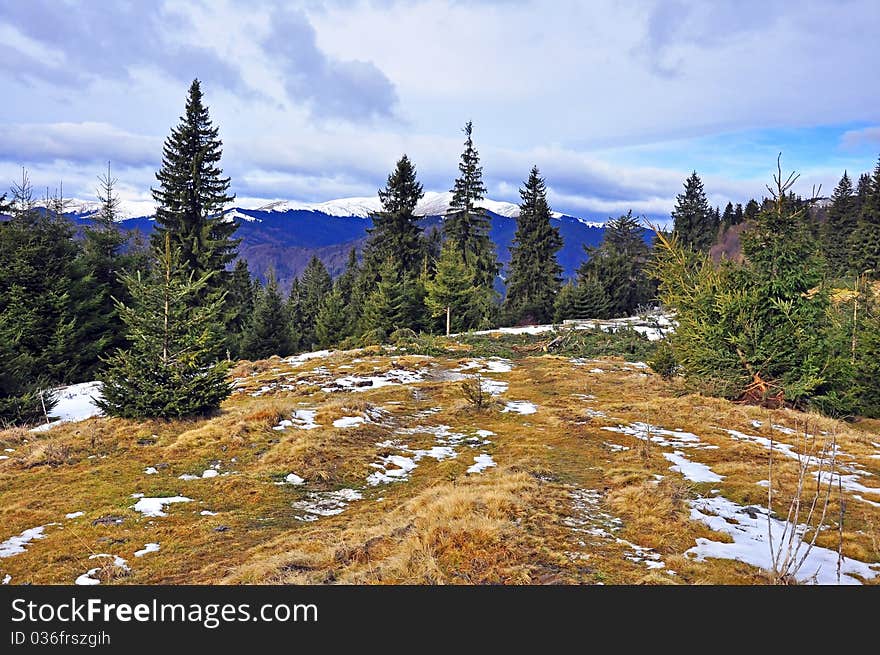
[97,235,231,419]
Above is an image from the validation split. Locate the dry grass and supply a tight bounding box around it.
[1,345,878,586]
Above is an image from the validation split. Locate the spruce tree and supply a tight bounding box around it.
[822,171,856,276]
[721,202,735,231]
[150,79,237,305]
[364,155,424,276]
[850,157,880,276]
[97,235,231,419]
[733,203,744,226]
[315,288,348,348]
[444,121,500,310]
[286,278,304,352]
[654,160,845,410]
[298,256,332,350]
[226,258,256,357]
[743,199,760,223]
[330,248,360,343]
[0,170,97,390]
[855,173,872,215]
[579,211,652,317]
[672,171,715,251]
[554,275,610,321]
[425,240,482,335]
[504,166,563,324]
[854,287,880,417]
[240,271,291,360]
[361,258,427,337]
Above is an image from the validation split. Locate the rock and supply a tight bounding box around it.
[92,515,126,526]
[213,525,229,532]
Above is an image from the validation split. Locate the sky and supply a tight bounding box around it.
[1,0,879,220]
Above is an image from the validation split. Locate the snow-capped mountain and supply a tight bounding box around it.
[236,191,525,220]
[65,190,598,223]
[54,192,643,293]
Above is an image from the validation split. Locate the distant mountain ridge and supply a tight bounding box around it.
[57,193,646,292]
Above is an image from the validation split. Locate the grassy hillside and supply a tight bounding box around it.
[1,332,879,585]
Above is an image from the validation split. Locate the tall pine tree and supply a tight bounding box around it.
[364,155,424,276]
[444,121,500,315]
[150,79,237,307]
[672,171,716,251]
[850,157,880,277]
[98,234,231,419]
[297,256,332,350]
[822,171,856,276]
[504,166,563,324]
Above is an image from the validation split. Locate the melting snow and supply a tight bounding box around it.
[502,401,537,415]
[333,416,365,428]
[30,381,104,432]
[367,454,418,485]
[603,442,630,452]
[292,488,363,520]
[323,369,424,393]
[131,496,192,518]
[2,574,9,584]
[287,350,332,366]
[466,453,496,474]
[144,467,158,475]
[480,378,508,395]
[75,554,130,586]
[686,495,880,585]
[276,473,305,485]
[65,511,84,519]
[602,422,711,449]
[663,451,724,483]
[273,409,320,431]
[0,526,46,558]
[200,510,217,516]
[134,543,160,557]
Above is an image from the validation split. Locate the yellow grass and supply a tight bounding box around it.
[1,346,878,585]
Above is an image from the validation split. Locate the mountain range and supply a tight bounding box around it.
[65,191,630,291]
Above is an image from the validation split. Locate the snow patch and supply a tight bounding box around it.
[65,511,84,519]
[602,422,710,449]
[466,453,496,474]
[144,467,158,475]
[134,543,160,557]
[273,409,320,431]
[75,554,130,586]
[686,495,880,585]
[502,401,537,415]
[131,496,192,517]
[30,381,103,432]
[333,416,364,428]
[0,526,46,558]
[663,451,724,483]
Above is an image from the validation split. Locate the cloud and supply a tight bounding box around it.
[262,8,398,121]
[841,126,880,149]
[0,0,243,90]
[0,123,161,168]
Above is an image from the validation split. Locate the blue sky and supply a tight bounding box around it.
[1,0,879,219]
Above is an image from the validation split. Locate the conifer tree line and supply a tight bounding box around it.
[3,77,880,423]
[654,156,880,419]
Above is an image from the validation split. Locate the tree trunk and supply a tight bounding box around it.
[446,305,451,337]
